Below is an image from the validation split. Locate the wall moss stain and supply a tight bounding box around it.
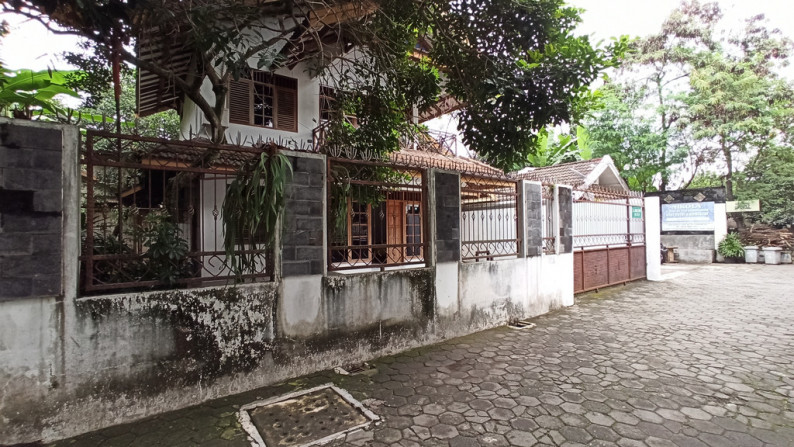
[405,268,435,323]
[322,268,435,330]
[75,284,278,376]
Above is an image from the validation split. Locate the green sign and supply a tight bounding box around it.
[726,200,761,213]
[632,206,643,219]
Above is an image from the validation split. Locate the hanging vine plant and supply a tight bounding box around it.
[222,145,292,278]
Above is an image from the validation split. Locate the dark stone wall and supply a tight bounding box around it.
[523,182,543,257]
[434,171,461,263]
[647,187,727,204]
[558,186,573,254]
[282,155,325,277]
[0,122,63,301]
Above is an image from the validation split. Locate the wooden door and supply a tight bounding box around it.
[386,200,405,264]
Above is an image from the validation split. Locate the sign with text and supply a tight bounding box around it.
[631,206,643,219]
[726,200,761,213]
[662,202,715,232]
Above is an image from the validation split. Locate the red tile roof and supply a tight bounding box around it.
[512,158,605,187]
[391,148,505,177]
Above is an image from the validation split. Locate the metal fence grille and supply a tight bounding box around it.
[542,184,556,254]
[80,131,274,294]
[327,158,427,272]
[460,175,520,262]
[573,186,645,249]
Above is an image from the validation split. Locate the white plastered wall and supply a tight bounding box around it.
[645,196,662,281]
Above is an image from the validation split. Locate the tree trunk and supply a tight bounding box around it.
[658,79,669,191]
[722,137,734,201]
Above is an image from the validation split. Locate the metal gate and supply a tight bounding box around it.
[573,186,646,293]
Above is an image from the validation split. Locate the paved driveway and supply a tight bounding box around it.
[50,264,794,446]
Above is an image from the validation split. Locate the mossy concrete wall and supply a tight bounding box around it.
[0,258,575,446]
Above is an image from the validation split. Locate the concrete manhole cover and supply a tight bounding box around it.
[239,383,379,447]
[508,319,536,330]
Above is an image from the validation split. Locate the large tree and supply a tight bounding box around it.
[585,0,793,193]
[735,145,794,226]
[4,0,625,169]
[585,1,721,191]
[685,17,794,200]
[586,82,682,192]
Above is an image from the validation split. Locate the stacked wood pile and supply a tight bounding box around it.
[740,224,793,248]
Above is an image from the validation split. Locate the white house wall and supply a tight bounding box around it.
[180,47,370,149]
[181,62,320,149]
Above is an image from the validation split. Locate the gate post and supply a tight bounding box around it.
[518,181,543,257]
[557,185,573,254]
[645,195,662,281]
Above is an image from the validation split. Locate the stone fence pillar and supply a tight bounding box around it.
[0,119,79,301]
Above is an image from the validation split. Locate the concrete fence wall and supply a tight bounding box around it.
[0,120,576,445]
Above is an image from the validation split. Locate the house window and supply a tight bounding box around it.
[328,162,425,271]
[406,204,422,257]
[320,86,335,123]
[318,85,358,127]
[336,196,422,267]
[348,201,371,262]
[229,70,298,132]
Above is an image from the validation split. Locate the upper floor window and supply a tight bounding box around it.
[318,85,358,127]
[229,70,298,132]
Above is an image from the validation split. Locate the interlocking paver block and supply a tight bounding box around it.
[45,265,794,447]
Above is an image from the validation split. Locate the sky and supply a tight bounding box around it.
[3,1,793,71]
[571,0,794,45]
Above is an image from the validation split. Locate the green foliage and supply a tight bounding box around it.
[584,2,794,196]
[0,68,80,119]
[718,233,745,259]
[416,0,628,169]
[142,210,191,286]
[63,40,116,108]
[222,150,292,278]
[686,52,794,200]
[735,146,794,226]
[78,71,180,138]
[586,83,680,192]
[520,126,591,168]
[686,172,724,190]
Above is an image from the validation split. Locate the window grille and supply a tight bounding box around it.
[573,186,645,249]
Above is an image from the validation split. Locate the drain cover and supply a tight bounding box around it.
[508,319,536,330]
[334,362,377,376]
[239,384,379,447]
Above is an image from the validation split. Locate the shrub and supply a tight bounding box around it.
[718,233,745,259]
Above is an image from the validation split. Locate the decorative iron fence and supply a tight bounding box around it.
[327,158,427,272]
[542,184,556,254]
[80,130,274,294]
[573,185,645,249]
[460,175,520,262]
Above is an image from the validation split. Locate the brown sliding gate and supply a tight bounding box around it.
[572,186,646,294]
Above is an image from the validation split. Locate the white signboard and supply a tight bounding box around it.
[662,202,715,232]
[726,200,761,213]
